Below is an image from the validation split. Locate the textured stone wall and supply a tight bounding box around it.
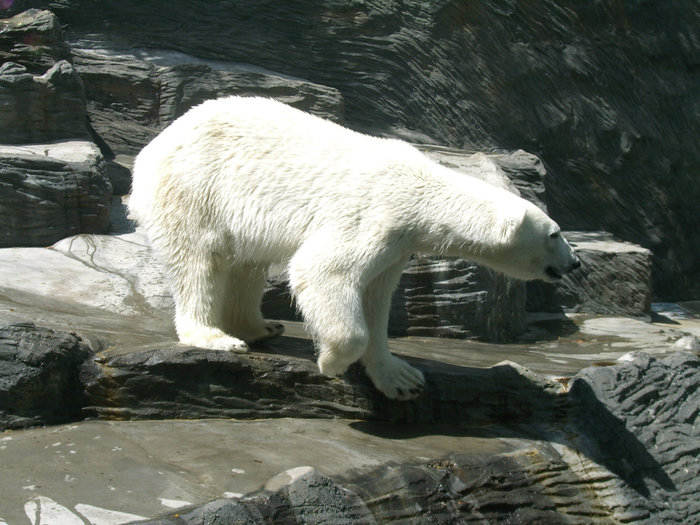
[9,0,696,299]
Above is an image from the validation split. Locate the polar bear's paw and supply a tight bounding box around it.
[179,327,249,352]
[365,354,425,401]
[244,322,285,344]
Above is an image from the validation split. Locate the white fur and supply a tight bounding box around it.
[130,96,579,400]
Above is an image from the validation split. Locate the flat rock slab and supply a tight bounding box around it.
[0,418,520,524]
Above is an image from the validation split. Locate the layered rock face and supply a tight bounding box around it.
[12,0,697,300]
[0,141,112,246]
[1,5,666,326]
[0,9,113,245]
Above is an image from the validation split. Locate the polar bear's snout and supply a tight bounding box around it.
[545,255,580,280]
[544,233,581,281]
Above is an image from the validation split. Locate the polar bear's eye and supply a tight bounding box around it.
[549,231,560,239]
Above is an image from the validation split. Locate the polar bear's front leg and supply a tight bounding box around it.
[295,276,370,378]
[361,259,425,400]
[289,246,369,378]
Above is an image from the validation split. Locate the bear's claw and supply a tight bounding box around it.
[365,354,425,401]
[246,322,285,344]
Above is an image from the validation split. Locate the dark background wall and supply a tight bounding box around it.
[5,0,700,300]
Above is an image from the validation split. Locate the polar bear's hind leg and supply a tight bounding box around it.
[171,258,249,352]
[221,264,286,344]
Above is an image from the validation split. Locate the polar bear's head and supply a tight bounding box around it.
[491,202,581,283]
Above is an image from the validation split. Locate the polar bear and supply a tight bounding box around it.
[129,96,580,400]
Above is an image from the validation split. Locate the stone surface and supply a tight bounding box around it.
[77,340,564,426]
[1,327,697,523]
[422,146,548,211]
[0,216,697,522]
[0,140,112,247]
[390,255,526,341]
[69,43,345,156]
[0,9,70,74]
[0,5,698,521]
[12,0,698,299]
[136,351,700,524]
[564,352,700,522]
[0,59,90,144]
[0,322,91,429]
[527,231,653,317]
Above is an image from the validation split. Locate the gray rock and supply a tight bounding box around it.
[0,9,70,73]
[136,352,700,524]
[527,231,653,317]
[566,352,700,522]
[0,141,112,247]
[30,0,700,299]
[70,44,345,156]
[138,468,375,525]
[1,314,699,522]
[79,341,561,426]
[390,255,526,341]
[0,60,90,144]
[422,146,548,211]
[0,322,92,429]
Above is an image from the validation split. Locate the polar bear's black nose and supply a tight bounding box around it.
[571,257,581,271]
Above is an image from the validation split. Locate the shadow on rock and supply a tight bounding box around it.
[566,378,675,497]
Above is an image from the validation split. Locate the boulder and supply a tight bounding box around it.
[527,231,653,317]
[0,9,70,73]
[389,255,526,341]
[0,140,112,247]
[0,322,92,429]
[0,60,90,144]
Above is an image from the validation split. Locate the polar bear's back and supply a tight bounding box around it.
[129,96,424,259]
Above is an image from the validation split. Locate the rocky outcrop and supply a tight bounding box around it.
[0,8,69,73]
[0,7,660,325]
[3,320,697,523]
[0,322,91,429]
[528,231,653,317]
[135,351,700,524]
[0,141,112,247]
[11,0,697,300]
[0,59,90,144]
[70,44,345,156]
